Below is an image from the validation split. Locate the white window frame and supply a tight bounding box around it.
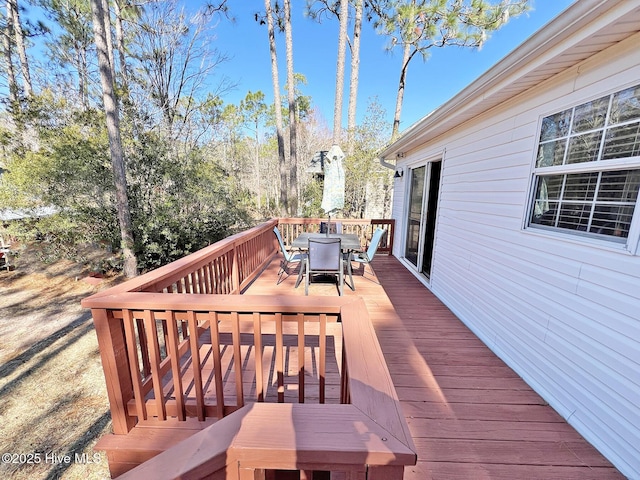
[526,84,640,255]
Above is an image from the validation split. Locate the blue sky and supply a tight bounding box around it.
[211,0,576,133]
[12,1,576,135]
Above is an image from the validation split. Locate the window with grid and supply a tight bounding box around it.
[528,84,640,245]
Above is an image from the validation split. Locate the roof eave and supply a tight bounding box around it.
[379,0,637,160]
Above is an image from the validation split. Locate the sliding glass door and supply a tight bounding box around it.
[404,161,441,280]
[405,166,425,266]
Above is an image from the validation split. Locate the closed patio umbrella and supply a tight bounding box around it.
[321,144,345,233]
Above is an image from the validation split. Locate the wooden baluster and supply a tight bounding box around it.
[231,311,244,407]
[237,244,244,287]
[298,313,305,403]
[209,311,225,419]
[223,255,230,293]
[220,254,226,294]
[190,270,198,294]
[160,319,169,360]
[341,341,350,404]
[122,309,147,421]
[212,258,219,294]
[187,310,205,421]
[211,261,218,294]
[319,314,326,404]
[222,254,229,294]
[276,313,284,403]
[136,317,151,377]
[165,310,186,421]
[144,310,167,420]
[194,268,202,293]
[253,312,264,402]
[199,267,207,293]
[232,245,240,294]
[181,318,189,341]
[204,263,212,294]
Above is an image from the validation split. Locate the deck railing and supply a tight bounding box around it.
[277,217,395,255]
[82,218,414,479]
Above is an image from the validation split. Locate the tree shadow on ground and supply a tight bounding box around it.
[44,411,112,480]
[0,313,93,384]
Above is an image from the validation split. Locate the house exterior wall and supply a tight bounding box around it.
[391,35,640,478]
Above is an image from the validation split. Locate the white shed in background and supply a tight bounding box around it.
[379,1,640,478]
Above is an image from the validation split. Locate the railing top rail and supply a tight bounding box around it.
[82,292,353,314]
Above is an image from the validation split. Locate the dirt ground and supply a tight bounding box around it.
[0,245,122,479]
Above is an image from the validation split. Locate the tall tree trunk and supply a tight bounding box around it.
[90,0,137,277]
[332,0,349,146]
[77,45,89,110]
[392,43,414,140]
[112,0,129,86]
[264,0,286,216]
[101,0,115,81]
[254,118,261,210]
[346,0,363,154]
[284,0,297,215]
[8,0,31,97]
[3,4,17,105]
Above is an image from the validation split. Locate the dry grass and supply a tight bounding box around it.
[0,247,123,479]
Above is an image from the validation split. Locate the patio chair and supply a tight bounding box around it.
[348,227,386,282]
[273,226,305,285]
[302,237,344,296]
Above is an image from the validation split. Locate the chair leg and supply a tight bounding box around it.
[338,259,344,296]
[276,258,288,284]
[304,259,310,296]
[345,252,354,291]
[295,259,305,288]
[360,260,380,285]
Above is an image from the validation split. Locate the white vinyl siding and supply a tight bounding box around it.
[392,37,640,478]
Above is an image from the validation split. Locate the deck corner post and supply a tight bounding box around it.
[91,307,136,434]
[239,466,266,480]
[366,465,404,480]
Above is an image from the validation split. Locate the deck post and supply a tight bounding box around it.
[239,467,266,480]
[367,465,404,479]
[91,308,136,434]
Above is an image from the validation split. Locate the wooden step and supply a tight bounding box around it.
[95,417,217,478]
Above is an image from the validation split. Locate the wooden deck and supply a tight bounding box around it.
[246,255,625,480]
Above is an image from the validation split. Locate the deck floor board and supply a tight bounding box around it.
[245,254,625,479]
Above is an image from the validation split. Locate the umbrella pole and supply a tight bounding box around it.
[327,213,330,237]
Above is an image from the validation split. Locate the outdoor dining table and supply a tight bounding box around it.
[291,232,361,251]
[291,232,362,291]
